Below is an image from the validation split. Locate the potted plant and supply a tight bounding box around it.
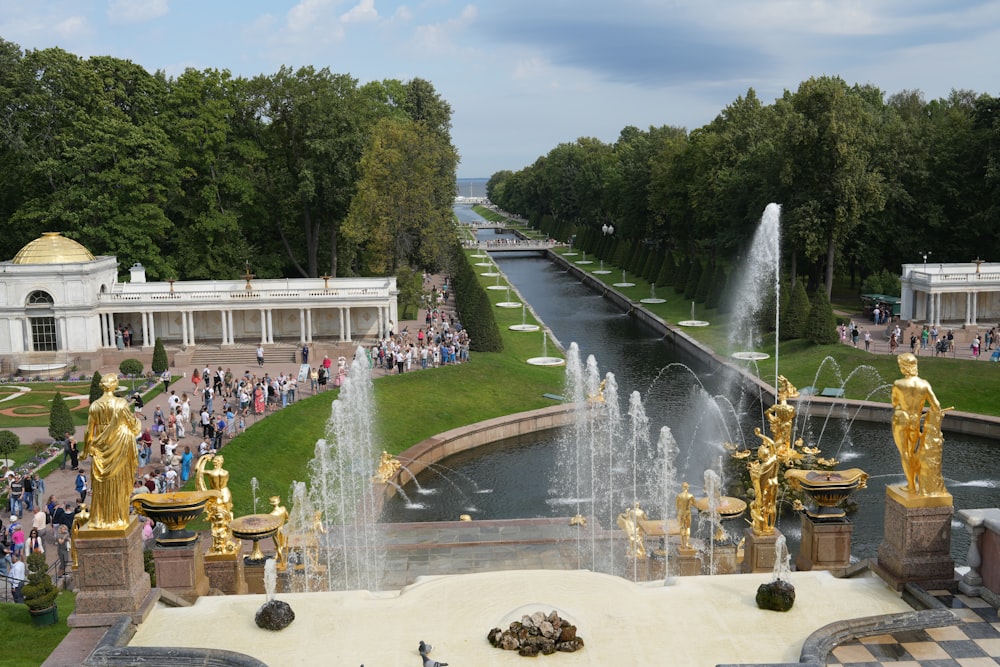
[22,551,59,626]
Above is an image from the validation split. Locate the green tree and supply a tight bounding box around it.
[89,371,103,404]
[805,288,839,344]
[119,358,143,379]
[48,392,74,440]
[782,279,811,340]
[0,430,19,461]
[342,116,458,274]
[151,338,168,374]
[395,265,423,320]
[778,77,886,297]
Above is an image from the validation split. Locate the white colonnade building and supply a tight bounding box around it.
[0,232,397,371]
[900,260,1000,327]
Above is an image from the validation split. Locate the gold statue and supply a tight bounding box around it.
[588,379,606,404]
[676,481,695,549]
[748,440,779,535]
[196,454,240,555]
[891,353,952,495]
[82,374,141,530]
[70,503,89,568]
[616,501,648,559]
[764,376,801,464]
[373,451,402,484]
[269,495,289,569]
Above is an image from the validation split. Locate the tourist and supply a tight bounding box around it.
[75,469,88,504]
[257,344,265,367]
[301,344,309,364]
[180,447,194,482]
[56,525,71,578]
[26,527,43,555]
[31,506,47,540]
[9,553,25,603]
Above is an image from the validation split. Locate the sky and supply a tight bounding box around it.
[1,0,998,178]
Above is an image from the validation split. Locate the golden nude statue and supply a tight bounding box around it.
[269,495,290,569]
[892,353,952,496]
[764,375,801,464]
[82,374,141,530]
[616,501,648,560]
[71,503,89,568]
[748,440,780,535]
[675,481,695,550]
[373,451,402,484]
[196,454,240,556]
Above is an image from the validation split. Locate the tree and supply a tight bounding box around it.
[119,359,144,391]
[0,430,19,461]
[48,392,74,441]
[782,279,811,340]
[778,77,886,297]
[151,338,168,374]
[89,371,103,404]
[805,288,839,344]
[342,116,458,274]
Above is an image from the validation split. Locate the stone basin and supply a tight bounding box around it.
[132,490,219,547]
[785,468,868,520]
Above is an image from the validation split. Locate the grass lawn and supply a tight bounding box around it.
[0,591,76,666]
[0,382,93,429]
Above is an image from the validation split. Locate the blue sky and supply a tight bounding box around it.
[1,0,997,177]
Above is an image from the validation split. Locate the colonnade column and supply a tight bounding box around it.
[105,313,116,349]
[266,309,274,344]
[145,311,156,348]
[299,308,306,344]
[344,308,352,342]
[187,311,197,346]
[181,312,188,347]
[972,292,979,326]
[227,311,235,346]
[306,309,313,343]
[220,311,229,346]
[57,317,68,352]
[338,309,345,342]
[259,308,267,345]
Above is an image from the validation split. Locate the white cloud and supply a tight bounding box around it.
[341,0,378,24]
[410,4,476,55]
[107,0,169,25]
[286,0,339,31]
[52,15,89,38]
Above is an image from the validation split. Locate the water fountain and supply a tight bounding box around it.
[728,202,781,367]
[509,304,541,332]
[678,301,710,327]
[575,251,592,265]
[301,346,384,591]
[613,269,635,288]
[593,259,611,275]
[496,285,522,308]
[639,283,666,305]
[525,330,565,366]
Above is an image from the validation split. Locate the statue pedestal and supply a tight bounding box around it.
[796,514,853,574]
[67,520,158,628]
[244,558,267,594]
[741,528,780,573]
[675,546,702,576]
[205,552,248,595]
[702,543,739,574]
[153,535,210,603]
[877,485,956,590]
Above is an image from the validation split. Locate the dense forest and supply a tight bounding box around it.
[0,38,458,282]
[487,77,1000,297]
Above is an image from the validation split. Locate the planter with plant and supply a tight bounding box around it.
[22,551,59,626]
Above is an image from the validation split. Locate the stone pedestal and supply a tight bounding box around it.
[702,544,739,574]
[877,485,956,590]
[67,520,158,628]
[675,547,702,576]
[205,552,249,595]
[244,558,266,594]
[153,536,210,603]
[796,515,853,574]
[741,529,779,573]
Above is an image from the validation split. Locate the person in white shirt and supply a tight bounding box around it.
[10,553,26,602]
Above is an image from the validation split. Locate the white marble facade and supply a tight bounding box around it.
[0,233,398,357]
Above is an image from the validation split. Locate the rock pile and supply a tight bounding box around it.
[255,599,295,631]
[487,610,584,657]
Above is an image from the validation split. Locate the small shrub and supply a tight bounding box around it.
[0,430,19,460]
[22,551,58,611]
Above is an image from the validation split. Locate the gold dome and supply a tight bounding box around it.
[12,232,95,265]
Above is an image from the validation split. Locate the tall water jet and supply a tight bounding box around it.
[307,346,384,592]
[727,203,782,386]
